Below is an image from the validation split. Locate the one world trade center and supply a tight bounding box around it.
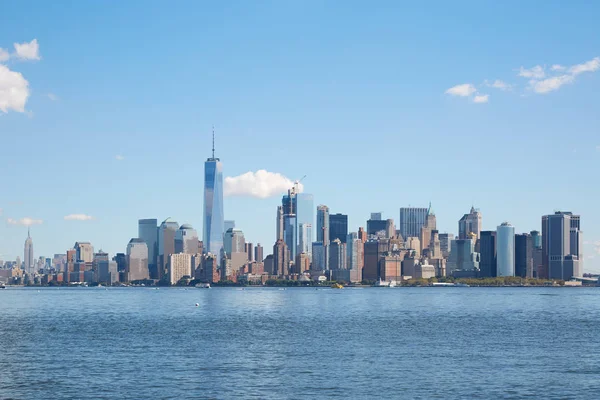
[203,131,224,257]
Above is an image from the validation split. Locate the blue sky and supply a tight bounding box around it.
[1,1,599,270]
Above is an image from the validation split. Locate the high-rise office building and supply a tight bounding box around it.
[168,253,192,285]
[515,233,533,278]
[530,230,541,249]
[74,242,94,263]
[329,239,347,270]
[329,213,348,243]
[370,212,382,221]
[97,259,118,284]
[459,207,482,239]
[245,242,254,262]
[358,227,367,243]
[276,206,284,241]
[126,238,149,282]
[316,205,330,245]
[311,242,327,271]
[224,228,245,256]
[399,207,428,241]
[298,223,313,257]
[447,239,480,274]
[158,219,178,279]
[283,215,297,259]
[273,239,290,277]
[439,233,454,258]
[366,218,388,238]
[24,229,34,274]
[224,220,235,234]
[496,223,515,277]
[295,193,314,238]
[479,231,496,278]
[203,132,224,256]
[542,212,582,280]
[254,244,264,263]
[138,219,158,279]
[175,224,199,255]
[294,252,311,274]
[346,234,364,271]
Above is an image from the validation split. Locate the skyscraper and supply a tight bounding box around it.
[295,193,314,239]
[458,207,482,239]
[329,239,347,270]
[175,224,199,255]
[316,205,330,245]
[515,233,533,278]
[496,223,515,277]
[298,223,313,257]
[479,231,496,278]
[283,215,297,259]
[24,229,34,274]
[542,211,582,280]
[439,233,454,258]
[399,207,428,240]
[254,243,264,263]
[126,238,149,282]
[203,131,224,256]
[74,242,94,263]
[329,213,348,243]
[224,220,235,234]
[366,218,388,238]
[138,219,158,279]
[158,219,178,279]
[276,206,284,241]
[273,239,290,277]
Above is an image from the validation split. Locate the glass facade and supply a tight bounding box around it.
[203,159,224,256]
[399,207,428,240]
[284,215,297,259]
[329,213,348,243]
[298,223,313,257]
[138,219,158,274]
[496,223,515,277]
[316,205,330,245]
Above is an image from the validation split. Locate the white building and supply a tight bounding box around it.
[497,222,515,277]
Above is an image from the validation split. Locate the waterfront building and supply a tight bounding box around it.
[379,254,402,283]
[158,219,178,280]
[447,239,480,274]
[203,132,224,256]
[458,207,482,239]
[138,219,158,279]
[273,239,290,277]
[496,223,515,277]
[126,238,149,282]
[542,211,582,280]
[479,231,496,278]
[97,260,118,284]
[399,207,428,241]
[24,229,34,274]
[168,253,192,285]
[175,224,199,255]
[515,233,533,278]
[329,213,348,243]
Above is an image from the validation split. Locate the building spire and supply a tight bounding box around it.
[28,227,30,238]
[212,125,215,159]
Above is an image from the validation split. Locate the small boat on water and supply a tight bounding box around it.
[0,283,6,289]
[195,283,211,289]
[331,283,344,289]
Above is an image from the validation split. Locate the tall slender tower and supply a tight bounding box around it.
[24,228,34,274]
[203,128,225,256]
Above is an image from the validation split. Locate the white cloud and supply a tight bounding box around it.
[7,217,43,226]
[551,64,565,71]
[445,83,476,97]
[569,57,600,76]
[529,75,574,94]
[0,64,30,113]
[115,155,125,161]
[46,93,58,101]
[518,65,545,79]
[486,80,512,91]
[473,94,489,103]
[64,214,95,221]
[13,39,40,61]
[0,48,9,62]
[224,170,303,199]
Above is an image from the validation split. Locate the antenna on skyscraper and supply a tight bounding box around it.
[212,125,215,159]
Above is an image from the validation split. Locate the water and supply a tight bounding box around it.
[1,286,600,399]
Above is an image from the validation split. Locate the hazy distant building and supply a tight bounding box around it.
[295,193,314,240]
[329,213,348,243]
[298,223,313,258]
[255,244,264,263]
[224,228,246,256]
[399,207,428,241]
[126,238,149,282]
[175,224,199,255]
[496,223,515,277]
[316,205,330,245]
[459,207,482,239]
[203,136,225,256]
[542,212,582,280]
[24,229,34,274]
[168,253,192,285]
[439,233,454,258]
[138,219,158,279]
[158,219,178,279]
[479,231,496,278]
[74,242,94,263]
[370,212,382,221]
[224,220,235,234]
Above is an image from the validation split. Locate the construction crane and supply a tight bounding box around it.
[290,175,307,196]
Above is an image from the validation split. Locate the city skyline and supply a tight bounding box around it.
[1,2,600,271]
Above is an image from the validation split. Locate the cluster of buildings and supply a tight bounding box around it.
[0,138,586,286]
